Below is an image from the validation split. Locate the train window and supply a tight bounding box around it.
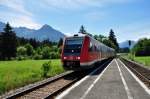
[64,37,83,56]
[94,45,97,52]
[99,45,101,52]
[88,42,93,51]
[97,46,99,52]
[65,38,83,45]
[92,45,95,51]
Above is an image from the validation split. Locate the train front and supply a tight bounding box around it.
[61,35,85,70]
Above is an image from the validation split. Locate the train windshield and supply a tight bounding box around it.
[64,37,83,56]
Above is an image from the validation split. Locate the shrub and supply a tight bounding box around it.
[36,47,42,55]
[25,43,34,56]
[58,48,62,54]
[51,46,58,52]
[41,61,51,77]
[33,54,42,60]
[128,54,134,61]
[132,38,150,56]
[17,46,27,56]
[10,57,16,60]
[49,52,55,59]
[50,52,60,59]
[42,46,51,59]
[17,56,26,61]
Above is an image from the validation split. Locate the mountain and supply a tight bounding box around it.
[32,24,65,41]
[119,40,136,48]
[0,21,65,42]
[13,27,35,38]
[0,21,5,32]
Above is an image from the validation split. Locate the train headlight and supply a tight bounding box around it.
[77,57,80,59]
[64,57,67,59]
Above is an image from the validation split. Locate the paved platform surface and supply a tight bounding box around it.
[56,59,150,99]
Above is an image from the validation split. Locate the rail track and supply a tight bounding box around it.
[1,59,111,99]
[120,57,150,88]
[1,71,84,99]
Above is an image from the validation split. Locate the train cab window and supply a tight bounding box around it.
[64,37,83,56]
[65,38,83,45]
[94,45,97,52]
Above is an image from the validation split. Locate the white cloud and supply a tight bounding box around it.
[114,20,150,42]
[0,0,32,16]
[84,11,107,22]
[139,33,150,39]
[42,0,132,10]
[0,0,41,29]
[10,15,41,29]
[0,11,41,29]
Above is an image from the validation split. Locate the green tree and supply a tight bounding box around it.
[58,38,63,47]
[51,46,58,52]
[50,52,59,59]
[78,25,87,34]
[132,38,150,56]
[0,33,2,59]
[128,40,131,48]
[119,47,130,53]
[94,35,98,40]
[36,47,42,55]
[108,29,119,51]
[17,46,27,56]
[42,46,51,59]
[94,34,107,42]
[29,38,39,48]
[25,43,34,56]
[94,34,116,49]
[78,25,93,36]
[42,39,52,47]
[1,22,17,60]
[102,38,116,49]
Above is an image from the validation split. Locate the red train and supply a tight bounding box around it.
[61,34,115,70]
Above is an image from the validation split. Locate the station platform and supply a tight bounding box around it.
[56,59,150,99]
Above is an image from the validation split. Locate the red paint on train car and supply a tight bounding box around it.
[80,36,89,63]
[61,34,115,70]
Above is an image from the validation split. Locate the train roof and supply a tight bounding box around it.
[65,33,115,51]
[65,33,87,38]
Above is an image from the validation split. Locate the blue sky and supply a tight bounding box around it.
[0,0,150,42]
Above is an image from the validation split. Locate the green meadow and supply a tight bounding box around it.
[0,59,64,95]
[133,56,150,67]
[121,54,150,68]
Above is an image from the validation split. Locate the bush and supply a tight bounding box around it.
[42,46,51,59]
[25,43,34,56]
[132,38,150,56]
[36,47,42,55]
[51,46,58,52]
[50,52,60,59]
[17,56,26,61]
[17,46,27,56]
[128,54,134,61]
[33,54,42,60]
[10,57,16,60]
[41,61,51,77]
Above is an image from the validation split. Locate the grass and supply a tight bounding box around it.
[121,53,150,68]
[133,56,150,67]
[0,59,64,95]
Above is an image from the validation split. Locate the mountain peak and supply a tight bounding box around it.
[0,21,6,32]
[43,24,49,26]
[0,21,64,42]
[119,40,136,48]
[41,24,52,29]
[0,21,5,24]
